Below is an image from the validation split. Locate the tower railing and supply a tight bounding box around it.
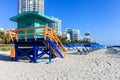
[8,26,66,57]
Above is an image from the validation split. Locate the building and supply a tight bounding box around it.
[48,16,62,36]
[18,0,44,14]
[66,28,82,41]
[62,33,71,41]
[66,28,73,40]
[65,28,93,42]
[83,32,92,42]
[72,30,81,41]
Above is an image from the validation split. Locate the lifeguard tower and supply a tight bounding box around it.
[8,11,66,63]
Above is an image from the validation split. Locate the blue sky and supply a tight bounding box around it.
[0,0,120,45]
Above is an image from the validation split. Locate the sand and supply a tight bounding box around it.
[0,49,120,80]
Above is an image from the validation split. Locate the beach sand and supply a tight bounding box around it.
[0,49,120,80]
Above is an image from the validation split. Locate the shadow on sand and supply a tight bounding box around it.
[67,52,80,55]
[0,54,11,61]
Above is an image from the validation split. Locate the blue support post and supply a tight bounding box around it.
[48,46,52,63]
[46,42,53,64]
[33,46,37,63]
[14,44,19,61]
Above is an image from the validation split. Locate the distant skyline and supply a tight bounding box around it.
[0,0,120,45]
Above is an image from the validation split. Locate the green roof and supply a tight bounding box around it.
[10,11,57,23]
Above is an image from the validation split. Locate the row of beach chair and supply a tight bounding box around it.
[77,47,99,55]
[66,46,100,55]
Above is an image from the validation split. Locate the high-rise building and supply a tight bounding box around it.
[48,16,62,36]
[66,28,82,41]
[18,0,44,14]
[83,32,92,42]
[72,30,81,41]
[62,33,71,41]
[66,28,73,40]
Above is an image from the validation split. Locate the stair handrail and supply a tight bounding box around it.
[8,26,66,57]
[8,30,18,43]
[43,28,66,56]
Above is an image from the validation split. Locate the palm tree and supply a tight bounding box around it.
[0,31,7,44]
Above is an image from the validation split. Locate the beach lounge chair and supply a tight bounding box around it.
[77,49,84,55]
[82,48,89,55]
[89,47,94,51]
[85,47,91,53]
[113,48,118,54]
